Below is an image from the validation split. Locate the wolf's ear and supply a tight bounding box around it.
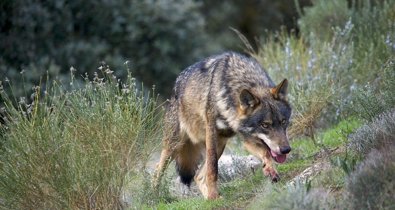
[271,79,288,100]
[239,89,259,114]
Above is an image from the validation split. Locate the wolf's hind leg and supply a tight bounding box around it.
[152,142,174,190]
[243,140,280,182]
[153,100,179,190]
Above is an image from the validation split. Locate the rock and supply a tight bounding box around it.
[218,155,261,182]
[169,154,262,197]
[288,161,331,186]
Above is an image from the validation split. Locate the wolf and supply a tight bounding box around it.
[153,52,292,199]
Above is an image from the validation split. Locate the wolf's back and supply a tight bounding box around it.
[172,52,274,109]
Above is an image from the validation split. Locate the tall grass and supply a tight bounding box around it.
[0,65,162,209]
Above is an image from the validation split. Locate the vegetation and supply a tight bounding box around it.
[0,67,162,209]
[0,0,394,209]
[0,0,310,98]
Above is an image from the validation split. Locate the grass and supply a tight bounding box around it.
[0,66,163,209]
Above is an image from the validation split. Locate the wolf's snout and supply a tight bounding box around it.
[280,146,291,154]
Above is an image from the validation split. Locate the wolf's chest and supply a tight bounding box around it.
[216,119,236,138]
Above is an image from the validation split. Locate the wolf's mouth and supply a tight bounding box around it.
[270,150,287,163]
[256,137,288,163]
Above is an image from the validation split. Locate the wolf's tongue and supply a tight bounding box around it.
[271,150,287,163]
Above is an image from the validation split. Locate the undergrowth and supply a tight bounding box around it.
[0,65,162,209]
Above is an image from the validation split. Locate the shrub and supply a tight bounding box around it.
[0,66,162,209]
[0,0,209,97]
[345,145,395,210]
[298,0,351,41]
[253,28,354,138]
[348,109,395,156]
[252,0,395,138]
[351,59,395,121]
[248,181,338,210]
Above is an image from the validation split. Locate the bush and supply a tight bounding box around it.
[253,28,354,137]
[351,59,395,121]
[0,66,162,209]
[348,109,395,156]
[252,0,395,138]
[248,181,338,210]
[298,0,351,41]
[345,145,395,210]
[0,0,209,97]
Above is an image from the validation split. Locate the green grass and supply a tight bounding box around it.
[289,118,361,159]
[319,118,361,147]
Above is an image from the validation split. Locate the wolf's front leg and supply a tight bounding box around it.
[194,146,220,199]
[205,124,220,199]
[195,137,227,199]
[243,140,280,182]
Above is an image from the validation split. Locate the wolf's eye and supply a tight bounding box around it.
[261,122,270,128]
[281,119,287,125]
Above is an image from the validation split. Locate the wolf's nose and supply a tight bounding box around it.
[280,146,291,154]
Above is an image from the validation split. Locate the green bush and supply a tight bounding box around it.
[0,67,162,209]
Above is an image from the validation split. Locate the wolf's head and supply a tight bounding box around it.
[238,79,292,163]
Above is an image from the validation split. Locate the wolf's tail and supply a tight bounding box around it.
[175,140,202,186]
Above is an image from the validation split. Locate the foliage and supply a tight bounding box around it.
[346,145,395,210]
[253,28,354,138]
[351,60,395,121]
[0,0,314,99]
[348,109,395,156]
[298,0,351,41]
[0,0,209,97]
[0,67,162,209]
[248,181,337,210]
[200,0,311,51]
[252,0,394,138]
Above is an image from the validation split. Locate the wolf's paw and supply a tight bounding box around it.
[263,166,280,182]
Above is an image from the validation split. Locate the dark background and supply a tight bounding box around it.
[0,0,312,98]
